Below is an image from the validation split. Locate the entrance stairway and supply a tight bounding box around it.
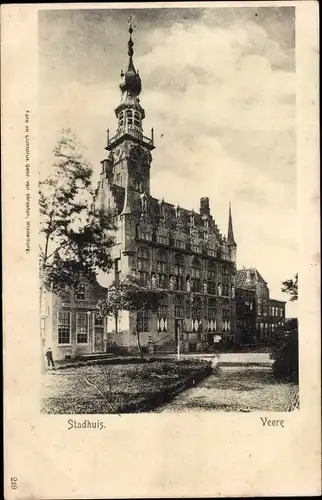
[153,334,177,354]
[79,353,114,361]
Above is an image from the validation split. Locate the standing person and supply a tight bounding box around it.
[45,347,55,369]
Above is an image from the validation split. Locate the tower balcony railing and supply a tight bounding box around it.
[106,125,154,148]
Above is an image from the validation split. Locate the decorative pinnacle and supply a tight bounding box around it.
[227,201,237,246]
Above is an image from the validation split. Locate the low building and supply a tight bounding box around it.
[236,268,286,344]
[41,279,108,361]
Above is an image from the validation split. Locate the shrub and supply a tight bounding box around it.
[272,331,298,383]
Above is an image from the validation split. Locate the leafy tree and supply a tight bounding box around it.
[281,273,298,302]
[97,275,167,360]
[39,129,116,368]
[39,128,116,293]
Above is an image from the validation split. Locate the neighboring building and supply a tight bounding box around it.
[41,279,108,361]
[235,287,257,346]
[236,268,286,344]
[91,23,238,353]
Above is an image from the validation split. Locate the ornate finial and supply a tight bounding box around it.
[128,14,136,31]
[127,15,136,57]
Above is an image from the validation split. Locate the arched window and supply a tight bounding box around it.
[223,299,230,323]
[119,111,125,128]
[137,247,149,285]
[207,298,216,333]
[157,297,168,332]
[207,298,216,320]
[126,110,133,125]
[191,257,201,292]
[134,111,141,127]
[192,296,202,332]
[175,295,184,318]
[208,260,217,295]
[174,254,184,291]
[222,265,230,296]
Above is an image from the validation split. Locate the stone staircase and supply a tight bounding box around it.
[154,334,177,354]
[79,352,114,361]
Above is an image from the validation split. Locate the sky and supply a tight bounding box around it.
[38,6,297,317]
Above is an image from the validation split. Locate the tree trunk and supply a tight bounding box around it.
[39,285,47,374]
[136,331,145,362]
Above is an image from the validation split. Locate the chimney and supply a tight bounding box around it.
[200,197,210,217]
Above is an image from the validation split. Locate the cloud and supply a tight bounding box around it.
[39,8,297,309]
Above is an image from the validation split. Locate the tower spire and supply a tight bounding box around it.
[227,201,236,246]
[127,14,135,72]
[119,14,142,98]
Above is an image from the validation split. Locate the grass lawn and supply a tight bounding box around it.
[41,359,212,414]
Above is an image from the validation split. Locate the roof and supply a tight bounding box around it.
[115,186,225,242]
[236,268,268,289]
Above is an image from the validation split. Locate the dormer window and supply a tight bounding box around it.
[75,283,86,301]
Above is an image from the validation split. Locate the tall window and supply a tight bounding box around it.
[137,310,148,332]
[191,258,201,292]
[223,300,230,321]
[58,311,71,345]
[94,314,104,335]
[207,298,216,320]
[222,266,230,296]
[208,260,217,295]
[134,111,141,127]
[174,254,184,291]
[156,249,167,288]
[119,111,124,128]
[192,296,202,320]
[126,109,133,125]
[175,295,184,318]
[137,248,149,285]
[157,303,168,332]
[76,312,88,344]
[75,283,86,301]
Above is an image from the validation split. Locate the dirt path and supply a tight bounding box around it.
[155,365,299,413]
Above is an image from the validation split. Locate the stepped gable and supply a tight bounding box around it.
[136,192,223,240]
[236,268,267,289]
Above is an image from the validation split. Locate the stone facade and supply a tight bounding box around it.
[236,268,286,344]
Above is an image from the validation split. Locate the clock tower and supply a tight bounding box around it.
[105,17,155,195]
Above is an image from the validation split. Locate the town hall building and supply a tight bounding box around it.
[91,22,238,354]
[42,22,239,360]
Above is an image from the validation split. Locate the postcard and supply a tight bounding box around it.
[2,2,320,498]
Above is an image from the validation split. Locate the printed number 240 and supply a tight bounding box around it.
[11,477,18,490]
